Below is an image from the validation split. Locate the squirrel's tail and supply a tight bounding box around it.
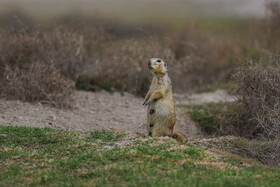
[172,132,188,143]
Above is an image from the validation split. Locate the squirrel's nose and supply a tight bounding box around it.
[148,61,151,66]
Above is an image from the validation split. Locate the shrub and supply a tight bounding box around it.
[78,29,238,96]
[232,55,280,139]
[186,52,280,165]
[2,63,73,108]
[81,37,178,96]
[0,26,75,107]
[213,54,280,166]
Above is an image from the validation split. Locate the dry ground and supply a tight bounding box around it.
[0,90,235,138]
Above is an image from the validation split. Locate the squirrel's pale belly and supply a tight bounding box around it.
[148,99,174,116]
[147,94,175,136]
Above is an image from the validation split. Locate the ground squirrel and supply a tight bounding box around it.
[143,58,188,143]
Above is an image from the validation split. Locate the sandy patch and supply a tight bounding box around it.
[0,90,235,138]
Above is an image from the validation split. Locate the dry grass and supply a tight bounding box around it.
[75,23,239,95]
[78,37,174,95]
[0,26,75,107]
[0,12,239,99]
[2,63,73,108]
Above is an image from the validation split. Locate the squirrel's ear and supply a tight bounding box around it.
[164,63,167,67]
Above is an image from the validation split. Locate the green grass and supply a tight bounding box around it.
[189,81,237,94]
[180,102,235,133]
[75,77,125,93]
[1,125,280,186]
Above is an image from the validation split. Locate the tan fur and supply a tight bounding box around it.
[172,132,188,143]
[143,58,188,142]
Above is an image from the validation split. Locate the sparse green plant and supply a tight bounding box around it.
[87,129,125,142]
[190,81,237,94]
[182,102,235,134]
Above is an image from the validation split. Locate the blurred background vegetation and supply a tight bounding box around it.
[0,0,272,99]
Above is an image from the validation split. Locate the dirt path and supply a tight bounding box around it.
[0,90,236,138]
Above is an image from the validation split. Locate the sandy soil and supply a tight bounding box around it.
[0,90,235,138]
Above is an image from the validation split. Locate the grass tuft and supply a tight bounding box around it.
[87,129,125,143]
[181,102,234,133]
[190,81,237,94]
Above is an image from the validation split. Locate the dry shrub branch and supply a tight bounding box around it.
[0,27,75,107]
[215,54,280,166]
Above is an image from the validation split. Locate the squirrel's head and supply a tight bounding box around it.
[147,58,167,75]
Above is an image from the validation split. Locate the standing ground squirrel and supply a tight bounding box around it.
[143,58,188,143]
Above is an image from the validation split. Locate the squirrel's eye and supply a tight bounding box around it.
[156,59,161,63]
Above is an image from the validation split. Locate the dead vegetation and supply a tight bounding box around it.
[0,26,75,107]
[228,54,280,166]
[0,13,241,102]
[2,63,73,108]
